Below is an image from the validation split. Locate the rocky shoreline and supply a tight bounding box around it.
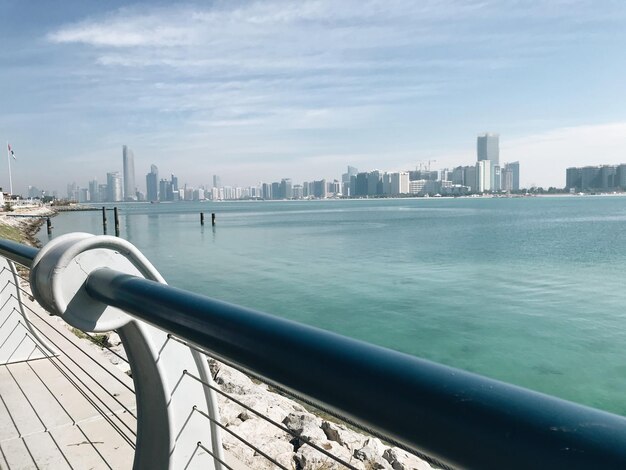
[0,205,56,247]
[4,207,436,470]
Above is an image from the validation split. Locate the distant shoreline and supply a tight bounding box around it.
[0,206,56,247]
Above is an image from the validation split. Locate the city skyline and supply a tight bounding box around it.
[2,1,626,193]
[60,135,524,202]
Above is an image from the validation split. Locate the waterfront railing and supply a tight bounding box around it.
[0,234,626,469]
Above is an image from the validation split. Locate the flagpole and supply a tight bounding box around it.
[6,141,12,196]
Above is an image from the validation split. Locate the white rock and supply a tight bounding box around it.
[383,448,434,470]
[214,364,257,395]
[362,437,386,456]
[296,440,364,470]
[321,421,365,451]
[282,412,327,445]
[238,392,299,424]
[223,417,294,470]
[354,449,393,469]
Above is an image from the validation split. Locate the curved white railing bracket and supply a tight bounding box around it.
[29,233,224,470]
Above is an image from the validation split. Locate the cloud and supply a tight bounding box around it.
[19,0,626,191]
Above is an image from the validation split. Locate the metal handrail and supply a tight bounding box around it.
[3,238,626,469]
[0,239,38,268]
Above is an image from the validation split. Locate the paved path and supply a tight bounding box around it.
[0,286,136,470]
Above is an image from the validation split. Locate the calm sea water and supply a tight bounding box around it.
[39,196,626,415]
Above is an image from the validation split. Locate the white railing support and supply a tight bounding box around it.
[29,233,224,470]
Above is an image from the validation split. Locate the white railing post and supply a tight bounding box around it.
[29,233,224,470]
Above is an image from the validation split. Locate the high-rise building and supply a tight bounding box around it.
[67,182,78,200]
[213,175,221,188]
[566,165,617,191]
[171,174,179,192]
[566,167,582,190]
[146,164,159,201]
[89,179,99,203]
[261,183,271,199]
[395,172,410,195]
[355,173,368,196]
[107,172,123,202]
[342,165,358,183]
[271,182,280,200]
[382,173,392,195]
[504,162,520,191]
[477,133,500,190]
[78,188,90,203]
[581,166,601,190]
[617,164,626,188]
[476,161,491,192]
[98,184,108,203]
[159,179,173,201]
[493,165,501,191]
[477,133,499,165]
[464,166,477,192]
[280,179,293,199]
[313,180,327,198]
[122,145,136,201]
[367,170,382,196]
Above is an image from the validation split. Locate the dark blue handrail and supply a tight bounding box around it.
[0,239,38,268]
[2,237,626,469]
[84,267,626,470]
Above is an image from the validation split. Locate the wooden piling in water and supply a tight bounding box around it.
[212,213,216,226]
[102,206,107,229]
[46,218,52,235]
[200,212,204,225]
[114,207,120,236]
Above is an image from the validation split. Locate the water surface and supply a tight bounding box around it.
[40,196,626,415]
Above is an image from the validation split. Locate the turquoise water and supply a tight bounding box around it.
[39,197,626,415]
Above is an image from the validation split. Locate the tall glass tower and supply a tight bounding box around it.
[146,164,159,202]
[477,133,499,165]
[122,145,136,201]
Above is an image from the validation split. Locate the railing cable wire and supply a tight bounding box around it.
[13,293,134,395]
[16,308,138,432]
[183,370,360,470]
[192,405,290,470]
[196,442,235,470]
[29,340,136,449]
[167,335,442,467]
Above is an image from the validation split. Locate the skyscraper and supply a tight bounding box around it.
[89,179,99,203]
[477,133,500,190]
[146,164,159,201]
[477,133,499,165]
[476,160,491,192]
[280,178,293,199]
[122,145,136,201]
[504,162,520,191]
[171,174,179,192]
[106,172,123,202]
[159,179,173,201]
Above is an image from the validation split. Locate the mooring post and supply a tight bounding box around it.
[114,207,120,237]
[46,218,52,235]
[102,206,107,230]
[211,212,216,226]
[200,212,204,226]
